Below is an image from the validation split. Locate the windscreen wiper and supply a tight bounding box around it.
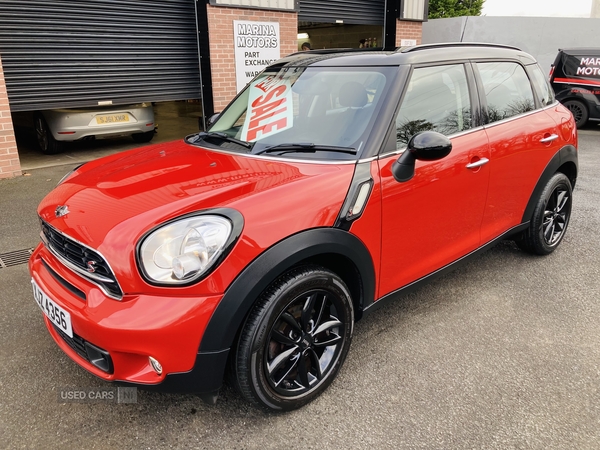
[186,132,252,149]
[253,142,357,156]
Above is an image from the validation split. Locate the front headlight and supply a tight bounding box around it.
[139,214,235,285]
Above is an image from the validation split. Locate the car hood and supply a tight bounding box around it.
[38,140,356,292]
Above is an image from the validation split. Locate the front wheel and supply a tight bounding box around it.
[516,172,573,255]
[563,99,588,128]
[232,266,354,411]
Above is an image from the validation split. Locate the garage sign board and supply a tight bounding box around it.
[234,20,281,92]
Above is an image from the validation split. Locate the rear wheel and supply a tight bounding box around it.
[232,266,354,411]
[563,99,588,128]
[132,130,155,143]
[34,113,63,155]
[516,173,572,255]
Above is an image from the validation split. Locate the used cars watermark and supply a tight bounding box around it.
[57,387,137,404]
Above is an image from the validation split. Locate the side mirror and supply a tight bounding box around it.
[199,113,221,131]
[392,131,452,182]
[207,113,220,128]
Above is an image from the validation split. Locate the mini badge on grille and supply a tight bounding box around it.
[55,205,70,218]
[86,260,97,273]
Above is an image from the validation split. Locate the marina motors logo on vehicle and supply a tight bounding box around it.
[240,75,293,142]
[576,57,600,77]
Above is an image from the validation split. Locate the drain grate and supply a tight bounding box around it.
[0,248,34,268]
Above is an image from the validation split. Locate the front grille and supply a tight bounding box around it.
[52,324,114,374]
[40,220,123,299]
[41,259,86,301]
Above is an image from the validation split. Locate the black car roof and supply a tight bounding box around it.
[558,48,600,55]
[271,42,537,69]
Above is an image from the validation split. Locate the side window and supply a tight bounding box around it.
[477,62,535,122]
[395,64,472,149]
[528,64,555,107]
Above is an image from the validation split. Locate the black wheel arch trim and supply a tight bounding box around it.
[199,228,376,353]
[521,144,578,224]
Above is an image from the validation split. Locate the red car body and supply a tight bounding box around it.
[31,142,356,383]
[30,43,578,410]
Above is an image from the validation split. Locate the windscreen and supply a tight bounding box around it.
[208,66,394,158]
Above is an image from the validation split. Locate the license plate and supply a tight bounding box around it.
[96,114,129,125]
[31,279,73,338]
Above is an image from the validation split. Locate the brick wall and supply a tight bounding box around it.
[396,20,423,46]
[0,55,20,179]
[206,4,298,112]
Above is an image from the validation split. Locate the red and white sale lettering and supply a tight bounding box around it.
[241,77,293,142]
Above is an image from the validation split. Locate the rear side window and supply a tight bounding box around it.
[528,64,554,107]
[395,64,472,148]
[477,62,535,123]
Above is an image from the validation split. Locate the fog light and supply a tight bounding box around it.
[149,356,163,375]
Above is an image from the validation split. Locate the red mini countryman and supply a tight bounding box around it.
[30,43,578,411]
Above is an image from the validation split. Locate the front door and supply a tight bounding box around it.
[378,63,490,297]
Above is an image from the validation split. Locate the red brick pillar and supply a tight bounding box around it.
[206,5,298,112]
[0,55,20,179]
[395,20,423,46]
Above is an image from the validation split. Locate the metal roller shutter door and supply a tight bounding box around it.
[0,0,201,112]
[298,0,385,25]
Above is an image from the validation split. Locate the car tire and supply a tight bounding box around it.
[132,130,155,143]
[563,99,588,128]
[231,265,354,411]
[516,172,573,255]
[34,113,63,155]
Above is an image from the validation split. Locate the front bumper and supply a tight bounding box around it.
[29,244,227,393]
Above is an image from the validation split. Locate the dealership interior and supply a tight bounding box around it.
[12,101,203,171]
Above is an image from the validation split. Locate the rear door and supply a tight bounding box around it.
[378,63,490,297]
[475,61,564,243]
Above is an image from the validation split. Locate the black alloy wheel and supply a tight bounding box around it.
[516,172,573,255]
[563,99,588,128]
[232,266,354,411]
[34,113,63,155]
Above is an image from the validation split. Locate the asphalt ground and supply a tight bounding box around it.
[1,130,599,449]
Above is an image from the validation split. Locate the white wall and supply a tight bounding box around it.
[423,16,600,72]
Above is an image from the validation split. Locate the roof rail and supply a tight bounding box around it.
[399,42,521,53]
[289,47,383,56]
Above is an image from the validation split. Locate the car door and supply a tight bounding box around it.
[475,61,565,243]
[378,63,491,297]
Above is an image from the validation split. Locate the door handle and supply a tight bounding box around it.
[466,158,489,169]
[540,134,559,143]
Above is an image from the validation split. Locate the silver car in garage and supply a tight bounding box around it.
[34,102,156,154]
